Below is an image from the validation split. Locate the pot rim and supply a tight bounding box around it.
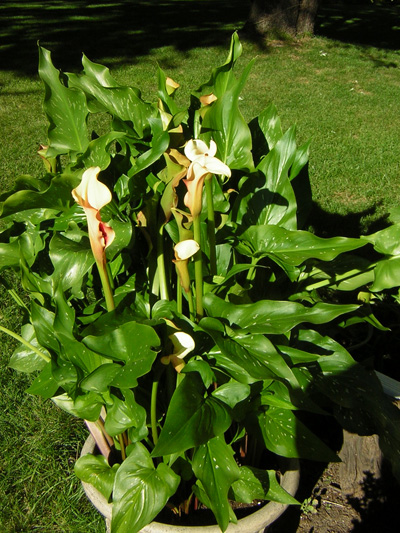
[80,434,300,532]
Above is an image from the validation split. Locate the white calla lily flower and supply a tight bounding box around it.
[161,331,195,373]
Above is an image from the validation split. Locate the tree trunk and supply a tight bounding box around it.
[297,0,319,34]
[246,0,319,38]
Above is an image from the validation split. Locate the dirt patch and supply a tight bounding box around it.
[268,458,400,532]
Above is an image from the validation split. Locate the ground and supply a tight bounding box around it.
[268,457,400,532]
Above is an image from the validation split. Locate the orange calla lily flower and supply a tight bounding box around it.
[71,166,115,267]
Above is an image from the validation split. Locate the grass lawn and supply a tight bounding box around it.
[1,1,400,531]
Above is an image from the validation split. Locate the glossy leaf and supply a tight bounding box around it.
[77,131,127,169]
[152,373,232,457]
[68,54,155,138]
[203,293,359,334]
[370,256,400,291]
[74,454,119,500]
[231,466,299,505]
[26,363,59,399]
[237,225,366,265]
[111,442,180,533]
[83,321,160,364]
[199,321,297,385]
[362,223,400,256]
[202,59,254,171]
[0,173,77,218]
[211,381,250,408]
[38,46,89,157]
[49,233,94,291]
[80,363,122,392]
[193,436,240,532]
[258,407,338,461]
[104,390,147,439]
[8,324,50,373]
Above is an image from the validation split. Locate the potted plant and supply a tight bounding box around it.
[1,34,400,533]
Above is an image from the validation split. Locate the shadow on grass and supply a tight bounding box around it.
[0,0,249,75]
[316,1,400,53]
[308,201,390,239]
[2,1,400,77]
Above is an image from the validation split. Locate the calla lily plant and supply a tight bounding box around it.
[1,34,400,533]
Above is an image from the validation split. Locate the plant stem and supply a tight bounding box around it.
[188,288,196,323]
[205,175,217,276]
[118,434,126,461]
[151,378,160,445]
[246,256,259,283]
[0,325,50,362]
[177,284,183,315]
[157,225,169,301]
[97,260,115,312]
[192,216,203,320]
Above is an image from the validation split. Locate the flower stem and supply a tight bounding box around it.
[157,225,169,301]
[177,284,183,315]
[192,216,203,320]
[97,260,115,312]
[151,378,160,445]
[118,434,126,461]
[205,176,217,277]
[246,256,259,283]
[188,288,196,323]
[0,325,50,362]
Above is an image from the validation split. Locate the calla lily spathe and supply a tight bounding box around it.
[173,239,200,293]
[183,140,231,218]
[160,331,195,373]
[71,166,115,266]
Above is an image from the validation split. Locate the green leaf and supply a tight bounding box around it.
[51,391,103,420]
[8,324,50,373]
[31,301,59,352]
[80,363,122,392]
[152,373,232,457]
[128,122,170,176]
[231,466,299,505]
[203,293,359,334]
[195,32,243,99]
[363,223,400,256]
[56,333,106,374]
[74,454,119,500]
[370,256,400,291]
[83,321,160,365]
[104,390,147,440]
[77,131,127,169]
[0,240,21,270]
[258,407,338,462]
[199,321,295,384]
[68,54,155,138]
[111,442,180,533]
[26,363,59,399]
[258,104,283,150]
[237,225,366,266]
[0,173,77,218]
[202,60,254,171]
[193,436,240,532]
[49,233,94,291]
[212,381,251,408]
[38,46,89,157]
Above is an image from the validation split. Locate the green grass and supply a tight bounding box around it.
[1,1,400,530]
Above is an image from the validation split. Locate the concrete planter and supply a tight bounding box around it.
[80,435,300,533]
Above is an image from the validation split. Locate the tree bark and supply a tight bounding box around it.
[297,0,319,34]
[246,0,319,38]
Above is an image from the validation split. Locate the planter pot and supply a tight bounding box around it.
[80,435,300,533]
